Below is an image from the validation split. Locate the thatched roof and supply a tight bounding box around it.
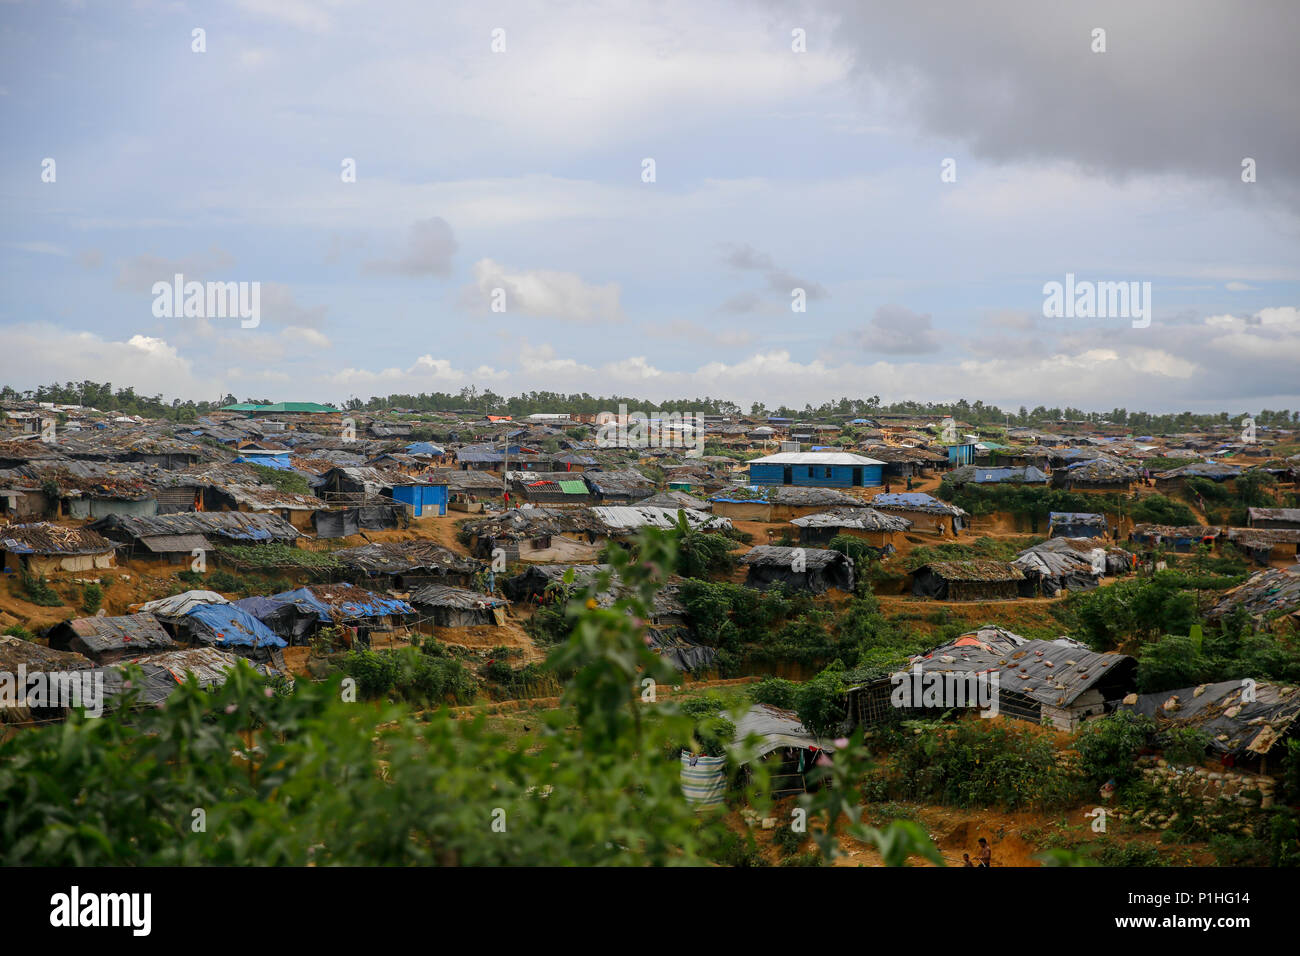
[917,560,1025,582]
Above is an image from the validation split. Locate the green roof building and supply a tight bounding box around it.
[220,402,340,414]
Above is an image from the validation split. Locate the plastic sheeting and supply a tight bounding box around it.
[184,602,288,649]
[680,752,727,807]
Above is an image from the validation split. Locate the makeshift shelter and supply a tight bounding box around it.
[1248,508,1300,530]
[709,486,862,522]
[847,637,1136,731]
[180,602,288,654]
[637,490,712,512]
[911,560,1024,601]
[741,545,855,594]
[1013,541,1103,596]
[100,647,279,711]
[582,469,656,503]
[1206,567,1300,624]
[647,629,717,672]
[135,590,229,626]
[461,508,607,563]
[870,493,968,535]
[1223,527,1300,566]
[1130,523,1221,553]
[1121,679,1300,764]
[727,704,838,796]
[231,595,324,645]
[945,465,1049,488]
[1048,512,1109,540]
[863,444,950,478]
[334,541,482,589]
[590,505,731,535]
[0,635,94,723]
[789,506,911,547]
[502,564,610,603]
[90,512,299,561]
[311,504,406,537]
[265,584,415,647]
[409,584,507,628]
[509,472,595,506]
[1055,456,1139,491]
[46,613,177,664]
[1155,461,1241,492]
[0,522,117,574]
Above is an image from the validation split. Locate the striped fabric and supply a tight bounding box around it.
[680,752,727,808]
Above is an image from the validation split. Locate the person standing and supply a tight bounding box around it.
[976,837,991,868]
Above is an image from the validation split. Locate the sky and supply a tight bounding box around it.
[1,0,1297,413]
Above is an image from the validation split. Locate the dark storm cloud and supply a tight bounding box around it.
[809,0,1299,207]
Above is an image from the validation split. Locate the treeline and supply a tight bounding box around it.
[7,381,1295,434]
[0,381,240,423]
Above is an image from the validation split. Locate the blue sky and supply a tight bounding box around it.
[2,0,1297,412]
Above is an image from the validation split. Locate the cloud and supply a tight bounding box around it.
[984,309,1037,330]
[721,242,828,309]
[362,217,458,277]
[818,0,1300,209]
[281,326,332,349]
[6,241,68,257]
[114,247,236,292]
[258,283,329,329]
[851,305,943,354]
[462,259,624,323]
[643,319,755,348]
[0,324,219,397]
[1225,281,1257,291]
[235,0,341,33]
[323,352,506,391]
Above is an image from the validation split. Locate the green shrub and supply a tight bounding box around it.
[81,582,103,615]
[893,718,1083,810]
[19,572,62,607]
[751,677,797,709]
[1073,711,1154,785]
[792,665,849,737]
[1157,726,1209,767]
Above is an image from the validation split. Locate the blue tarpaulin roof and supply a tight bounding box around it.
[234,455,295,470]
[184,602,287,649]
[231,595,297,620]
[271,587,414,621]
[406,442,445,455]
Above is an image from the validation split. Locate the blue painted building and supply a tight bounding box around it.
[748,452,885,488]
[947,443,977,466]
[391,482,449,517]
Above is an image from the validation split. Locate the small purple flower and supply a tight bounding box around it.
[834,737,849,749]
[816,754,832,767]
[225,703,238,714]
[264,687,274,698]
